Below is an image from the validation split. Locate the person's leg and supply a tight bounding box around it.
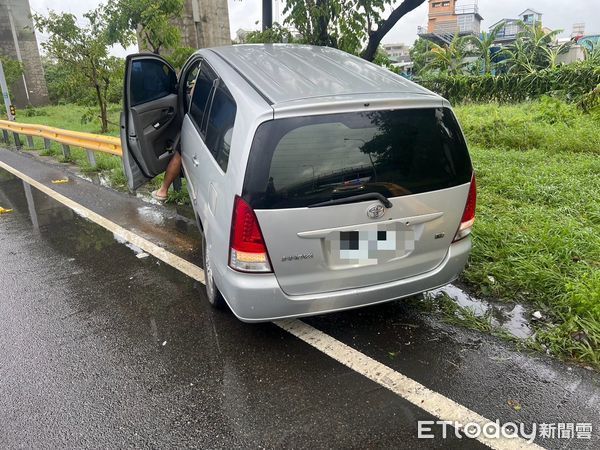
[155,152,181,199]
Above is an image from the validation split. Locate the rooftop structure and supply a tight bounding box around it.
[418,0,483,45]
[490,8,543,44]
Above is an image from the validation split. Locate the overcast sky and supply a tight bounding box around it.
[29,0,599,56]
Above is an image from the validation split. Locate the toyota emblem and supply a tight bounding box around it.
[367,204,385,220]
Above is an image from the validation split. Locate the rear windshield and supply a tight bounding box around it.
[242,108,472,209]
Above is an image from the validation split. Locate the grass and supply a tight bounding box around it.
[6,98,600,367]
[454,97,600,368]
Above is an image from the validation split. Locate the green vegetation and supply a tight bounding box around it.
[240,0,425,62]
[34,9,124,133]
[419,64,600,108]
[104,0,184,55]
[0,56,23,98]
[454,98,600,368]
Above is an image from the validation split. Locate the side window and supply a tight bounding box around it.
[181,59,202,113]
[130,59,176,106]
[189,62,217,134]
[205,83,237,172]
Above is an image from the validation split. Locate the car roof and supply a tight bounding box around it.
[206,44,438,106]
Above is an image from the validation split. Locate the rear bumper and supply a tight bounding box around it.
[217,237,471,322]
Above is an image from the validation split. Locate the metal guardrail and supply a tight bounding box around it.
[0,119,122,168]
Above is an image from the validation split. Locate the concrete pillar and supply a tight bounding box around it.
[0,0,49,107]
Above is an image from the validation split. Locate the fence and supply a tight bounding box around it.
[0,119,122,169]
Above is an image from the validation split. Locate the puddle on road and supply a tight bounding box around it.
[79,172,112,188]
[427,284,534,339]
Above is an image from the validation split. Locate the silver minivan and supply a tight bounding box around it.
[121,44,476,322]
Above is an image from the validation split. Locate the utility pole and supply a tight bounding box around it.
[0,60,16,121]
[262,0,273,31]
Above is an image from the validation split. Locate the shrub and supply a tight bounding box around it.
[417,64,600,107]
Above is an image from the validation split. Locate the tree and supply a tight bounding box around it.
[104,0,184,54]
[282,0,426,61]
[422,34,469,75]
[500,22,566,73]
[34,9,119,133]
[409,37,433,75]
[467,23,504,74]
[360,0,426,62]
[0,56,23,96]
[241,23,300,44]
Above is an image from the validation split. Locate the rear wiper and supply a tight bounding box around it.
[308,192,393,208]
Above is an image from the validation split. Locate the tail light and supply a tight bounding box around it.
[453,174,476,242]
[229,196,272,272]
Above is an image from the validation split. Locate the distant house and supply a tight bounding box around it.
[417,0,483,45]
[491,9,543,44]
[382,43,411,63]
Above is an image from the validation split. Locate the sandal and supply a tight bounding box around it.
[151,190,168,202]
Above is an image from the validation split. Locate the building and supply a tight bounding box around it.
[0,0,49,107]
[418,0,483,45]
[491,9,543,44]
[382,43,411,63]
[140,0,231,51]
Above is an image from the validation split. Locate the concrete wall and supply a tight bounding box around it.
[0,0,49,107]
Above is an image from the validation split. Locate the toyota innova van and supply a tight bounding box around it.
[121,44,476,322]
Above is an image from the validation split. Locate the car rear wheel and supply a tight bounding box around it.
[200,230,226,309]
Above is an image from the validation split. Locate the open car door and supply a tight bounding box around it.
[121,54,180,191]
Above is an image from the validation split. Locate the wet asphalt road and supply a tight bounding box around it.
[1,149,600,449]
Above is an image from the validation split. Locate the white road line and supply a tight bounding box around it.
[275,319,542,450]
[0,160,204,283]
[1,159,543,450]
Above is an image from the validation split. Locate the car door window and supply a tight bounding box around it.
[130,59,177,106]
[189,62,217,135]
[181,59,202,113]
[204,83,237,172]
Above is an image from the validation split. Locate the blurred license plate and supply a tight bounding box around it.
[326,224,415,266]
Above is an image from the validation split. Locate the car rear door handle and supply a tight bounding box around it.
[192,155,199,167]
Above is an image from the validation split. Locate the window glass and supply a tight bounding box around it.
[182,60,202,112]
[130,59,176,106]
[205,84,237,172]
[189,63,217,132]
[243,108,472,209]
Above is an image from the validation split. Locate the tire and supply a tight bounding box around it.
[200,229,226,309]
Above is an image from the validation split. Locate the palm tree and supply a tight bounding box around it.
[582,42,600,65]
[422,34,469,75]
[500,22,566,73]
[467,22,504,74]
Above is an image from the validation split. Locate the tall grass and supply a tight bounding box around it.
[455,98,600,367]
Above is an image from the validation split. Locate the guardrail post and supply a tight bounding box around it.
[26,135,34,148]
[86,149,97,168]
[2,129,8,143]
[13,132,21,148]
[61,144,71,159]
[43,138,51,152]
